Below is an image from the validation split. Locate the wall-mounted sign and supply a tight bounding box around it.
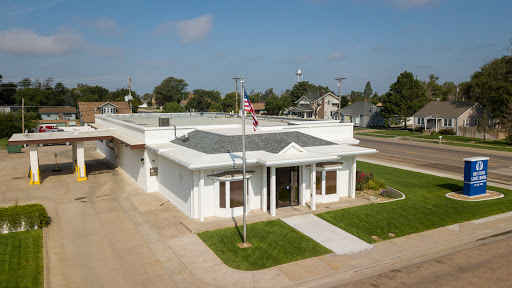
[463,157,489,197]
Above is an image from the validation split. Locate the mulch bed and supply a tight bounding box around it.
[446,191,503,201]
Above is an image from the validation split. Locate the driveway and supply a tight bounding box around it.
[0,143,204,287]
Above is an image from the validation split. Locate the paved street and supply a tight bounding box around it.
[356,135,512,188]
[337,231,512,288]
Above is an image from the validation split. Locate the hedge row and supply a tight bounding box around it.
[0,204,51,233]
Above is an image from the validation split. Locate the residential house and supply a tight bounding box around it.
[338,101,384,127]
[252,102,265,115]
[413,101,492,135]
[78,101,131,124]
[39,107,78,127]
[0,105,22,113]
[288,91,339,120]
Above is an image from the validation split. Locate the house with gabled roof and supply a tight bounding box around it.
[337,101,384,127]
[78,101,131,124]
[288,91,339,120]
[413,101,492,135]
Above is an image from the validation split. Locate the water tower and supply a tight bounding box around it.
[295,69,303,83]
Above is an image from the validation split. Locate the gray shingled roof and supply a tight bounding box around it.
[413,101,477,118]
[339,101,375,116]
[171,130,335,154]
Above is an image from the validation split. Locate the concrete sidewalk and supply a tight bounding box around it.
[281,214,373,255]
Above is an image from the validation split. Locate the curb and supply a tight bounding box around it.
[292,222,512,288]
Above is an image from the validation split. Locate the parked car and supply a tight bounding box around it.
[38,125,69,145]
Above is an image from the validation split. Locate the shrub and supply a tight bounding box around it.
[0,204,51,233]
[439,128,456,135]
[413,127,425,133]
[380,188,402,199]
[367,178,386,190]
[356,170,374,191]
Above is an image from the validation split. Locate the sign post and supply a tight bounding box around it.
[463,157,489,197]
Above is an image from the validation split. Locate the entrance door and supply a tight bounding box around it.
[267,166,300,209]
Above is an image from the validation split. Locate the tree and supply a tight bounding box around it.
[153,77,188,104]
[381,71,428,129]
[0,111,40,138]
[222,92,237,112]
[0,75,17,105]
[73,84,110,102]
[18,78,32,88]
[363,81,373,98]
[264,95,282,115]
[339,95,350,109]
[162,102,186,113]
[15,88,60,106]
[289,81,332,103]
[185,89,221,112]
[477,111,492,142]
[460,55,512,120]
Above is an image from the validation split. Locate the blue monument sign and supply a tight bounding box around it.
[463,157,489,197]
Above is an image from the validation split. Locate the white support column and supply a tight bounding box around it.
[225,181,230,209]
[199,170,205,221]
[71,142,77,171]
[29,145,40,185]
[311,164,316,211]
[350,158,357,198]
[336,169,341,196]
[76,141,87,181]
[270,167,276,217]
[192,171,199,219]
[261,167,267,212]
[300,165,306,206]
[321,171,326,196]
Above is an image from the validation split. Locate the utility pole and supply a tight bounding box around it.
[335,76,346,121]
[456,83,459,102]
[22,97,25,133]
[127,76,133,113]
[233,75,240,116]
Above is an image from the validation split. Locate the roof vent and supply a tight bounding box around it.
[159,118,170,127]
[179,134,190,143]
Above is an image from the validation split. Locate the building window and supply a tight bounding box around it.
[443,119,453,127]
[416,117,425,125]
[462,119,469,127]
[325,171,337,195]
[102,107,116,114]
[316,170,337,195]
[219,180,245,209]
[474,119,479,126]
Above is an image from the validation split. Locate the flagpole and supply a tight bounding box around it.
[241,76,247,245]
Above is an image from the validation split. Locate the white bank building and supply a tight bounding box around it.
[92,114,377,221]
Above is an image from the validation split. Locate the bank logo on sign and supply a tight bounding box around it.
[476,161,484,171]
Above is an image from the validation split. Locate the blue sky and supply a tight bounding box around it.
[0,0,511,96]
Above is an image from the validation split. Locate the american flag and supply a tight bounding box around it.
[244,89,259,131]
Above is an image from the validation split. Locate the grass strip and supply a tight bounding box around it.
[0,230,44,288]
[198,219,331,271]
[317,161,512,243]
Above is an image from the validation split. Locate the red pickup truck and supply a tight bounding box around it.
[38,125,61,133]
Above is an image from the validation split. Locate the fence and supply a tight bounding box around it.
[458,126,506,140]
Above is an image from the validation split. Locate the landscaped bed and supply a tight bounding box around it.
[197,219,331,271]
[317,161,512,243]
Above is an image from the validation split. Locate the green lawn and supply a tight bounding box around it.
[0,230,44,288]
[198,220,331,271]
[317,161,512,243]
[0,138,8,150]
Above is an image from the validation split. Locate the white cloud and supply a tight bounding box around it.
[0,28,82,56]
[389,0,440,9]
[154,14,213,43]
[327,52,345,61]
[95,18,123,36]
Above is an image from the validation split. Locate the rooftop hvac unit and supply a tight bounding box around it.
[159,118,170,127]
